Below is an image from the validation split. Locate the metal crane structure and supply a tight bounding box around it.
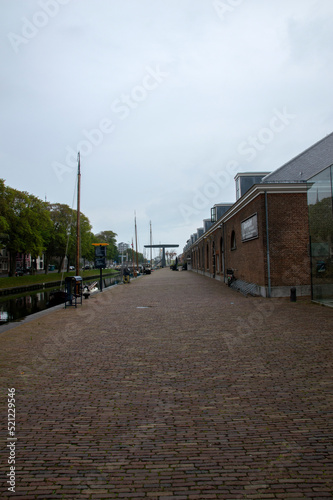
[144,244,179,268]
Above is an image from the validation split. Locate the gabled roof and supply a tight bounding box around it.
[262,132,333,183]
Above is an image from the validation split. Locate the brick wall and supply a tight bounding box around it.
[267,193,311,286]
[189,191,311,290]
[223,194,267,285]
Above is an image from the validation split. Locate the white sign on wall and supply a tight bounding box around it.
[241,213,258,241]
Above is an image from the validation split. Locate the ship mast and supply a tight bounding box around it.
[75,152,81,277]
[134,212,139,275]
[150,220,152,268]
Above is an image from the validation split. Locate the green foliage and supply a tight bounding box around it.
[129,247,144,265]
[4,186,52,258]
[309,197,333,243]
[80,213,94,261]
[0,179,9,234]
[0,180,119,274]
[47,203,76,270]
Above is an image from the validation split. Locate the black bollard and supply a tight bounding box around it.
[290,287,296,302]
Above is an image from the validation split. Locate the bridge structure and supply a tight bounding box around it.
[144,244,179,268]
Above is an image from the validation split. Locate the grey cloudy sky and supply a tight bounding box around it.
[1,0,333,256]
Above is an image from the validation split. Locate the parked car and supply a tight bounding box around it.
[15,268,30,276]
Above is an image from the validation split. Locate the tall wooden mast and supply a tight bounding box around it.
[135,212,139,275]
[150,220,152,267]
[131,238,135,271]
[75,152,81,276]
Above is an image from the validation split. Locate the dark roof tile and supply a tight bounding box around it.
[262,132,333,183]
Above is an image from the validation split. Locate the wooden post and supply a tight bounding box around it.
[76,152,81,277]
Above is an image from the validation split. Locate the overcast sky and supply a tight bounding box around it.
[1,0,333,256]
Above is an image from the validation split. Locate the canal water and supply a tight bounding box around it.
[0,275,121,326]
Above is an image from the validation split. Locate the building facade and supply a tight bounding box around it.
[188,183,310,297]
[0,252,45,275]
[307,164,333,305]
[0,248,9,274]
[184,132,333,301]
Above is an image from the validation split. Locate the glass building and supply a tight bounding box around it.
[307,165,333,305]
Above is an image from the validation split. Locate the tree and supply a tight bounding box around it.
[46,203,76,273]
[5,187,52,274]
[0,179,119,274]
[80,214,94,265]
[0,179,10,235]
[46,204,95,272]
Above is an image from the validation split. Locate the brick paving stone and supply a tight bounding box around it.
[0,268,333,499]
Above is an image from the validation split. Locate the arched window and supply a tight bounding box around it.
[231,230,236,250]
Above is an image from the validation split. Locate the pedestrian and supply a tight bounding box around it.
[123,267,130,284]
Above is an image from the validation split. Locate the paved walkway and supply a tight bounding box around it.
[0,268,333,499]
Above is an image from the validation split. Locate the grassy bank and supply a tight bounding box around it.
[0,269,119,290]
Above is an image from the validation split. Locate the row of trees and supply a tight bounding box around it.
[0,179,120,275]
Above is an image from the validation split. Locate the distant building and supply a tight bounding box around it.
[118,242,129,252]
[117,242,130,265]
[0,248,9,274]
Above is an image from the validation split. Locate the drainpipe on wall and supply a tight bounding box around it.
[265,191,272,298]
[223,222,226,284]
[309,236,313,301]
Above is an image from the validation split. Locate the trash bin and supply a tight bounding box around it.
[65,276,83,308]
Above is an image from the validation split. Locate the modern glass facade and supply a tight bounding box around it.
[307,165,333,304]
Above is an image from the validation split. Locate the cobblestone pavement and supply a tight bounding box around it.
[1,268,333,499]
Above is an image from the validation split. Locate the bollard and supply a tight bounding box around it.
[290,287,297,302]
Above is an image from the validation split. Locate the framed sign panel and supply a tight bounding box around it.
[241,213,258,242]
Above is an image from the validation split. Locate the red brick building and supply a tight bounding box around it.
[183,133,333,298]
